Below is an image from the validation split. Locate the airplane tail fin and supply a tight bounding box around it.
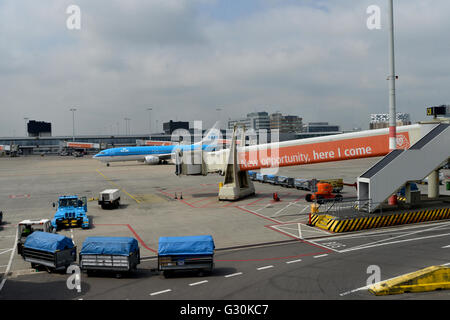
[194,121,221,146]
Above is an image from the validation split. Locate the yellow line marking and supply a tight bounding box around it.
[96,169,141,204]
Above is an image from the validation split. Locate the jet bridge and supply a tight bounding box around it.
[358,122,450,213]
[175,123,424,201]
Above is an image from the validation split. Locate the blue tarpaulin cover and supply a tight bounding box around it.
[158,235,215,256]
[80,237,139,256]
[24,231,74,253]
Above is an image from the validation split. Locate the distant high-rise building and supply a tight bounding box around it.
[303,122,340,133]
[370,113,411,129]
[228,112,270,131]
[270,113,303,133]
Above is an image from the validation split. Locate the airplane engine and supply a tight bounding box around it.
[144,155,160,165]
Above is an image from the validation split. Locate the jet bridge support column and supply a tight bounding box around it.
[427,170,440,199]
[218,124,255,201]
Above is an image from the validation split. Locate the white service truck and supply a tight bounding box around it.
[98,189,121,209]
[17,219,54,255]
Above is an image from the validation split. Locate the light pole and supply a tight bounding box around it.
[23,117,29,137]
[387,0,397,151]
[147,107,153,134]
[124,118,131,135]
[69,108,77,141]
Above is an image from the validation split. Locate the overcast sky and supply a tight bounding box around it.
[1,0,449,137]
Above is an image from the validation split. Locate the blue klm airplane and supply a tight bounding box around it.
[93,122,221,166]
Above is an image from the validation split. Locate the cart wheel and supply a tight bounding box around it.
[116,273,122,279]
[163,271,171,278]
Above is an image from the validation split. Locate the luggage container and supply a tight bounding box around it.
[255,173,266,183]
[247,171,257,181]
[158,235,215,278]
[277,176,295,187]
[265,174,277,184]
[79,237,140,277]
[22,231,76,272]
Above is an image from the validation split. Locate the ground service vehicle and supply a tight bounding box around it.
[255,173,266,182]
[98,189,121,209]
[305,182,343,204]
[79,237,140,277]
[294,178,315,191]
[319,179,344,193]
[266,174,277,184]
[17,219,53,255]
[277,176,295,188]
[51,195,89,230]
[21,231,76,272]
[158,235,215,278]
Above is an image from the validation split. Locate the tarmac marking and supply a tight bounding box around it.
[0,249,13,255]
[189,280,208,286]
[286,259,302,264]
[0,227,18,292]
[150,289,172,296]
[338,232,450,253]
[96,169,141,204]
[339,220,450,253]
[225,272,243,278]
[257,265,274,271]
[313,254,328,258]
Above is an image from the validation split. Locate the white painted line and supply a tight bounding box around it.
[442,245,450,248]
[340,285,369,296]
[225,272,243,278]
[286,259,302,264]
[255,203,273,212]
[0,248,13,255]
[297,223,303,239]
[313,254,328,258]
[257,265,274,271]
[345,221,450,252]
[189,280,208,286]
[0,227,18,292]
[150,289,172,296]
[339,232,450,253]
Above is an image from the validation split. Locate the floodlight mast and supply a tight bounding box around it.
[388,0,397,151]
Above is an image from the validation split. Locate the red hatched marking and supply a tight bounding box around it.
[8,194,31,199]
[93,223,157,253]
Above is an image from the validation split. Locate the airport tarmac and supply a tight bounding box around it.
[0,155,449,299]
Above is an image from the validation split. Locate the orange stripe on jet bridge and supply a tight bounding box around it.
[238,132,410,171]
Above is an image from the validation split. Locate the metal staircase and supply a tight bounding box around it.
[357,123,450,213]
